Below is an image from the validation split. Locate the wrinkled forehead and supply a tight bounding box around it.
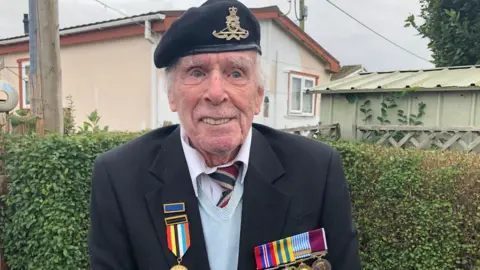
[176,51,257,70]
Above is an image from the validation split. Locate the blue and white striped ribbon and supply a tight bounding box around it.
[291,232,311,259]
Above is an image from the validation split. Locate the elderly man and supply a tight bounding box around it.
[88,0,361,269]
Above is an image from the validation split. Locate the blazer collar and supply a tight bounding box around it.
[145,126,210,269]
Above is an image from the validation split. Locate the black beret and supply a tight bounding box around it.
[154,0,262,68]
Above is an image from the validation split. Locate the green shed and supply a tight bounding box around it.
[307,65,480,152]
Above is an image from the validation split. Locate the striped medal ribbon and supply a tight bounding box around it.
[164,203,191,270]
[254,228,329,270]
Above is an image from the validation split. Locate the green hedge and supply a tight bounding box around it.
[1,132,479,269]
[0,132,141,270]
[332,140,480,269]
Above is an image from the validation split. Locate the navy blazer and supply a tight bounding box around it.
[88,123,362,269]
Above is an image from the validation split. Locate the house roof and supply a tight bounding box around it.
[0,12,166,43]
[0,6,340,72]
[308,65,480,94]
[331,64,364,80]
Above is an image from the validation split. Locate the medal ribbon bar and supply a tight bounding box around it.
[254,228,328,270]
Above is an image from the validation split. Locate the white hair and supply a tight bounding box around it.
[164,52,265,94]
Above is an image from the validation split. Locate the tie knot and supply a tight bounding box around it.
[216,162,240,178]
[208,162,241,189]
[208,162,241,208]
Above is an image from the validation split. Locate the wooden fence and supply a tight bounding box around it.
[280,123,341,140]
[357,125,480,152]
[0,112,35,136]
[0,113,8,135]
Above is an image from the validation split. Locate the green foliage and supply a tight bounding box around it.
[359,100,372,124]
[398,102,427,125]
[7,109,37,134]
[0,132,142,270]
[405,0,480,66]
[0,132,478,269]
[63,95,76,135]
[345,93,362,104]
[377,96,397,125]
[77,110,109,134]
[328,140,480,269]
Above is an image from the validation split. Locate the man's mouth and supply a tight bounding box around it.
[200,118,233,125]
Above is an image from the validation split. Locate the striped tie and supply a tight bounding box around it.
[209,162,241,208]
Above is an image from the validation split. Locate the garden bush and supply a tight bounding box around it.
[0,131,479,269]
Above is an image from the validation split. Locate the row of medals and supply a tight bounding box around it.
[170,255,331,270]
[283,257,331,270]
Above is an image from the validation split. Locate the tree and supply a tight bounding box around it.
[405,0,480,67]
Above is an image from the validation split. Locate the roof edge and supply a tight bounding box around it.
[0,13,166,45]
[0,5,340,72]
[307,86,480,94]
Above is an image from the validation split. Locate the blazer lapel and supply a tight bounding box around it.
[145,127,210,270]
[237,128,291,270]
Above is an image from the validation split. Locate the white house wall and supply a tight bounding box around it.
[253,20,331,129]
[155,19,331,129]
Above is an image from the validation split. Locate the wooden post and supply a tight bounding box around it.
[34,0,63,135]
[29,0,43,135]
[352,98,358,140]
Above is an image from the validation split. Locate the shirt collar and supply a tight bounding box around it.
[179,126,252,194]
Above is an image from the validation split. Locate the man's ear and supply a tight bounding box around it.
[254,86,264,115]
[168,89,177,112]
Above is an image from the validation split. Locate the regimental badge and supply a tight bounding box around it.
[254,228,330,270]
[212,6,250,40]
[164,202,190,270]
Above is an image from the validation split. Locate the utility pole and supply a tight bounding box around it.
[298,0,308,31]
[29,0,63,135]
[28,0,44,135]
[299,0,305,30]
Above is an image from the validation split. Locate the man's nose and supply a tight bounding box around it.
[204,70,228,105]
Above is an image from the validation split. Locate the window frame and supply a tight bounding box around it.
[17,58,30,110]
[287,71,319,116]
[21,61,30,109]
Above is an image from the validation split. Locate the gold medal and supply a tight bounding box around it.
[297,262,312,270]
[170,265,188,270]
[311,258,331,270]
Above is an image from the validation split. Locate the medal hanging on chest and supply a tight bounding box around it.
[164,203,190,270]
[311,257,332,270]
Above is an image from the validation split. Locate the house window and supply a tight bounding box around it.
[289,73,316,115]
[21,61,30,109]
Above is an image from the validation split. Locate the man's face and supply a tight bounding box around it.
[168,50,263,157]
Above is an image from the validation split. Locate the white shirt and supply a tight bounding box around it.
[179,126,252,203]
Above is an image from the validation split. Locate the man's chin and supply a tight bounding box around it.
[200,136,242,154]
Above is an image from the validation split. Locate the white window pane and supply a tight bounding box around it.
[302,92,313,113]
[305,79,314,88]
[22,65,30,106]
[24,81,30,105]
[291,77,301,111]
[302,79,314,113]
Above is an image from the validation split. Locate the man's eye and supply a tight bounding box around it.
[191,70,205,77]
[231,71,242,78]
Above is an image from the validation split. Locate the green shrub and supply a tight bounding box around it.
[0,133,479,269]
[328,141,480,270]
[0,132,142,270]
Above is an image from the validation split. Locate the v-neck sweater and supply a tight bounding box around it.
[197,179,244,270]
